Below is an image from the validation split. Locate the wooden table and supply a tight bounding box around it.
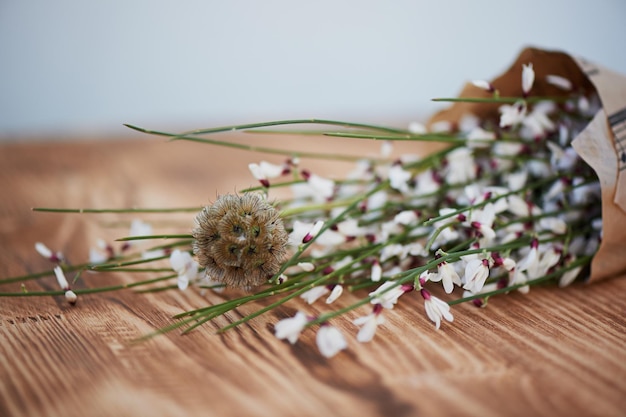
[1,136,625,417]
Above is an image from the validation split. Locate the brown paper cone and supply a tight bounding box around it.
[427,46,626,282]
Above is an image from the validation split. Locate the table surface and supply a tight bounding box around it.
[1,136,625,417]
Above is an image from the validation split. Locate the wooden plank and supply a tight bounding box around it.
[1,138,625,417]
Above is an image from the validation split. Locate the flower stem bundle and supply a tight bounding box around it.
[1,60,604,359]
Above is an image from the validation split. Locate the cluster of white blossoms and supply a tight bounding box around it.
[244,62,602,358]
[17,61,601,360]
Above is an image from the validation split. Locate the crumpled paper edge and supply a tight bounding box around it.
[570,57,626,282]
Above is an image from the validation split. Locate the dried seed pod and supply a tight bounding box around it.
[192,193,288,288]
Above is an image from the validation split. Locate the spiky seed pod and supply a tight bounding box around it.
[192,193,289,288]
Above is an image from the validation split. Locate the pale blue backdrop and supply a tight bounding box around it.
[1,0,625,139]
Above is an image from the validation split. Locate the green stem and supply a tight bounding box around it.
[115,234,192,241]
[323,132,476,143]
[124,124,388,163]
[0,274,176,297]
[33,207,201,214]
[167,118,407,136]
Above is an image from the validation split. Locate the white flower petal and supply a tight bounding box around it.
[354,314,384,343]
[274,312,309,344]
[35,242,53,259]
[297,262,315,272]
[64,290,77,304]
[371,262,382,282]
[300,286,329,304]
[316,326,348,358]
[53,266,69,290]
[471,80,492,91]
[326,285,343,304]
[522,63,535,94]
[546,74,572,91]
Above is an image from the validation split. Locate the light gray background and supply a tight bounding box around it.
[1,0,625,140]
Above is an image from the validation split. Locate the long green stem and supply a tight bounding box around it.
[125,124,388,162]
[33,207,201,214]
[171,118,407,136]
[0,274,176,297]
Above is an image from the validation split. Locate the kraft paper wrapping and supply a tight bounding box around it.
[428,47,626,282]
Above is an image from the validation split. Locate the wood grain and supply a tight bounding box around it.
[0,137,625,417]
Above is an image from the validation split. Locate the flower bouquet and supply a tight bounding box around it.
[4,47,626,358]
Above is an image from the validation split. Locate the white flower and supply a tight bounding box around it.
[353,308,386,342]
[251,161,285,178]
[53,266,77,305]
[429,208,461,248]
[538,217,567,235]
[53,265,70,290]
[414,169,440,202]
[499,101,527,128]
[408,121,427,134]
[545,178,567,201]
[431,261,462,294]
[326,285,343,304]
[118,219,152,252]
[546,74,572,91]
[421,289,453,329]
[305,220,324,243]
[89,238,112,264]
[379,243,407,262]
[127,219,152,240]
[169,249,199,291]
[388,164,412,194]
[380,141,393,158]
[527,247,561,279]
[316,325,348,358]
[571,177,601,205]
[290,220,324,245]
[506,194,535,217]
[274,311,309,344]
[466,126,496,148]
[522,101,556,139]
[547,142,578,172]
[305,172,335,200]
[336,218,367,238]
[506,169,528,191]
[459,113,480,133]
[517,241,539,273]
[380,220,403,240]
[297,262,315,272]
[35,242,63,263]
[64,289,78,304]
[300,286,329,304]
[559,263,583,288]
[369,281,409,309]
[430,120,452,133]
[445,147,476,184]
[393,210,418,226]
[248,161,286,186]
[406,242,427,257]
[366,190,388,212]
[463,258,491,293]
[467,203,496,244]
[371,261,382,282]
[522,63,535,95]
[471,80,493,91]
[315,229,346,247]
[508,268,529,294]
